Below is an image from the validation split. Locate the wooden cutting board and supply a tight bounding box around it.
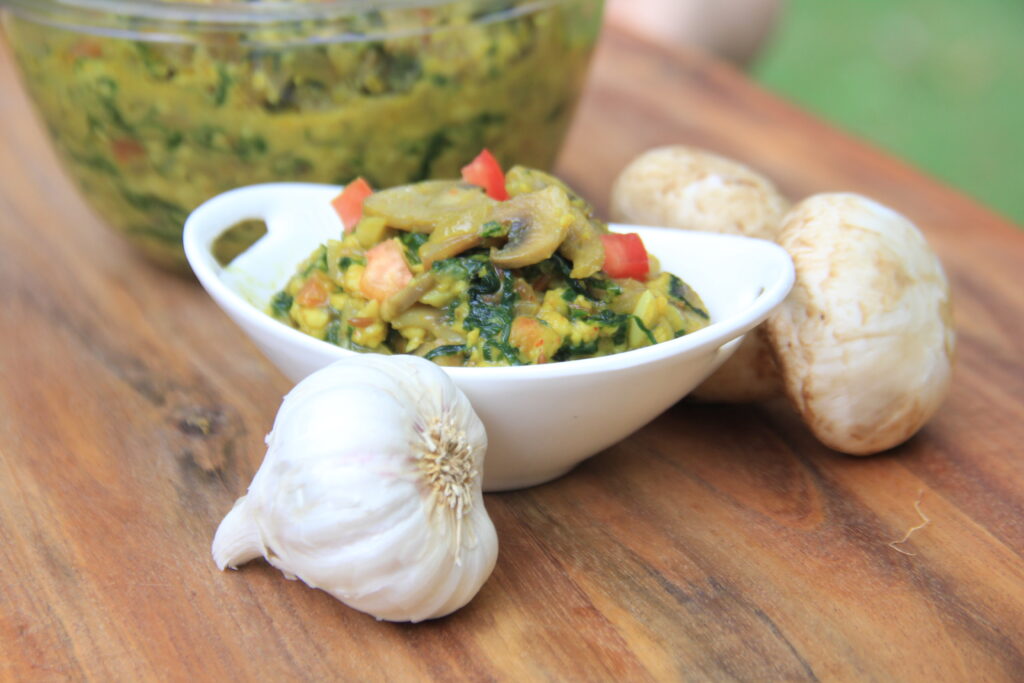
[2,25,1023,681]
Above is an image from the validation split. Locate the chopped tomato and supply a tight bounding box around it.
[111,138,145,164]
[331,177,373,232]
[600,233,650,280]
[509,316,561,364]
[361,239,413,301]
[67,40,102,61]
[295,276,329,307]
[348,317,375,328]
[460,149,509,201]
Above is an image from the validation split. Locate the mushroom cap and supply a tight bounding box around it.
[767,193,955,455]
[691,328,781,403]
[610,145,789,240]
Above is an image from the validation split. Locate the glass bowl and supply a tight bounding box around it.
[0,0,604,271]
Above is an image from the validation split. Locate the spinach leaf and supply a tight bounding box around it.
[554,338,599,362]
[463,258,518,353]
[431,256,471,280]
[398,232,429,265]
[70,152,120,177]
[415,129,450,181]
[527,253,620,302]
[119,189,189,227]
[234,134,267,161]
[481,339,522,365]
[134,43,175,80]
[464,280,514,341]
[668,274,709,319]
[425,344,466,361]
[270,291,293,319]
[339,255,366,270]
[94,76,135,135]
[271,156,313,176]
[213,64,233,106]
[481,220,506,238]
[564,308,631,350]
[631,315,657,345]
[325,320,342,345]
[302,247,328,276]
[469,259,502,296]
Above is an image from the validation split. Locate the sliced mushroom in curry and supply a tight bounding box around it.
[270,167,711,366]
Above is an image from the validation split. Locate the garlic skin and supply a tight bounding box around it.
[212,355,497,623]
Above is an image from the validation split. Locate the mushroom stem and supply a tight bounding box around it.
[691,327,782,403]
[212,495,263,570]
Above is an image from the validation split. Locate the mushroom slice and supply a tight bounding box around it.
[380,272,438,321]
[504,166,607,276]
[767,193,955,455]
[489,186,573,269]
[505,165,600,218]
[363,180,495,232]
[390,304,463,344]
[558,207,606,278]
[418,204,493,267]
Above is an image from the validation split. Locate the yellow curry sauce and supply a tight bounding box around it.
[3,0,602,270]
[271,167,710,367]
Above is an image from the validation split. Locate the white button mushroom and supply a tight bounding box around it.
[767,193,955,454]
[610,144,789,241]
[211,354,498,622]
[610,145,955,454]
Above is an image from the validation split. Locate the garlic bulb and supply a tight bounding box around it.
[211,355,498,623]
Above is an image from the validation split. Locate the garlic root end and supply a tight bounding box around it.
[212,495,263,571]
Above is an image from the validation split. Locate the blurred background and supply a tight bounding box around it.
[607,0,1024,227]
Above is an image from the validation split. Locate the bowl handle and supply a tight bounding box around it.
[183,183,343,280]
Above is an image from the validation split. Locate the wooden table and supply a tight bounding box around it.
[3,25,1023,681]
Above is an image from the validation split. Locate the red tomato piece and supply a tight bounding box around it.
[111,138,145,164]
[361,239,413,301]
[600,233,650,280]
[331,177,373,232]
[460,149,509,201]
[295,276,329,307]
[68,40,103,60]
[509,316,559,364]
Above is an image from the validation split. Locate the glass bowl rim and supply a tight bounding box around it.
[0,0,566,25]
[0,0,574,43]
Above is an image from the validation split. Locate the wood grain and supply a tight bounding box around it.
[2,25,1024,681]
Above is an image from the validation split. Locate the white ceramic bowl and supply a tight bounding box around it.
[184,183,794,491]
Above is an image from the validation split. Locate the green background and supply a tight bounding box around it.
[754,0,1024,226]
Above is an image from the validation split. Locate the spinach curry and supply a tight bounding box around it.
[3,0,602,271]
[272,166,711,367]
